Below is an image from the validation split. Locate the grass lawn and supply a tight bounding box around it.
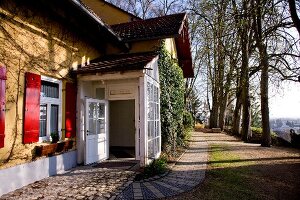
[197,144,259,200]
[171,132,300,200]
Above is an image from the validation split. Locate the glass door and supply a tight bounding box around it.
[85,98,108,165]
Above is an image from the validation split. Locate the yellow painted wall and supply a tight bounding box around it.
[129,40,161,53]
[129,38,178,58]
[165,38,178,59]
[82,0,138,25]
[0,2,105,168]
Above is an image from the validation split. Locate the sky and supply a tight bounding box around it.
[269,81,300,119]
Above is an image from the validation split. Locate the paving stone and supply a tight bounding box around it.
[1,132,208,200]
[0,165,136,200]
[109,195,116,200]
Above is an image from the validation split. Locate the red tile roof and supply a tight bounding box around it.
[111,13,194,78]
[75,52,158,74]
[111,13,187,42]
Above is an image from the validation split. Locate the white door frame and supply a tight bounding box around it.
[84,98,109,165]
[106,84,141,161]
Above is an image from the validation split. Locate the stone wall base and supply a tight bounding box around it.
[0,150,77,196]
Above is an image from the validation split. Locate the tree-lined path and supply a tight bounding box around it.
[1,131,300,199]
[172,131,300,200]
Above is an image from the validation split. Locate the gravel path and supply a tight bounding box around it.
[171,132,300,200]
[3,132,299,200]
[1,132,209,200]
[116,131,208,199]
[0,165,136,200]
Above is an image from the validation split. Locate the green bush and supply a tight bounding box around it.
[135,156,168,180]
[251,127,263,135]
[183,110,194,129]
[144,157,167,176]
[158,44,185,154]
[50,132,59,143]
[250,127,278,144]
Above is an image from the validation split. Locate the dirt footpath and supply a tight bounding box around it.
[173,132,300,200]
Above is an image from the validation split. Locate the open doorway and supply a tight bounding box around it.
[109,100,135,160]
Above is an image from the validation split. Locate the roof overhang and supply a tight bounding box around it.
[69,0,128,49]
[74,52,158,75]
[40,0,129,51]
[111,13,194,78]
[175,19,194,78]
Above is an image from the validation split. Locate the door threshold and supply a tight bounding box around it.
[92,159,140,171]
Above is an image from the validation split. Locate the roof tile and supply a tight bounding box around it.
[111,13,186,42]
[75,52,158,74]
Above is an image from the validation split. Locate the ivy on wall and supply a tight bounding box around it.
[158,44,185,154]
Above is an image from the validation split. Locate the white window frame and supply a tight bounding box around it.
[39,76,62,142]
[146,77,161,160]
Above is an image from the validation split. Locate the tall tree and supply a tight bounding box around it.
[253,0,271,146]
[287,0,300,37]
[232,0,254,141]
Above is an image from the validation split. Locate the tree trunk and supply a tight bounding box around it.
[288,0,300,37]
[231,0,252,140]
[232,60,242,135]
[219,57,235,130]
[219,93,228,130]
[240,32,251,142]
[209,95,219,128]
[260,53,271,146]
[254,0,271,147]
[241,86,251,142]
[232,95,242,135]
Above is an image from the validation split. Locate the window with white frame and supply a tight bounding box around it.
[39,76,62,141]
[147,80,160,159]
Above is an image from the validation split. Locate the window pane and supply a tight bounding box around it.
[98,103,105,118]
[147,82,151,101]
[156,104,159,120]
[154,86,158,102]
[41,80,59,98]
[39,104,47,137]
[148,121,152,138]
[148,140,154,158]
[50,105,58,134]
[89,102,97,118]
[89,119,97,135]
[98,119,105,134]
[150,84,153,101]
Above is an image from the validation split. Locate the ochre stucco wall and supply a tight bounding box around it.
[82,0,138,25]
[0,1,105,169]
[129,38,178,58]
[165,38,178,59]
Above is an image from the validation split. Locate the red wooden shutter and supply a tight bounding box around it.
[0,65,6,148]
[23,72,41,144]
[65,82,77,138]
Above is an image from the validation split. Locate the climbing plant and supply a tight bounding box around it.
[158,44,185,155]
[0,1,89,165]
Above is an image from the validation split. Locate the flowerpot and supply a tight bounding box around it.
[35,143,57,157]
[64,140,74,151]
[43,143,58,156]
[34,140,75,159]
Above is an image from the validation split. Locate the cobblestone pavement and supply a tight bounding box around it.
[1,132,208,200]
[116,132,208,199]
[1,165,136,200]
